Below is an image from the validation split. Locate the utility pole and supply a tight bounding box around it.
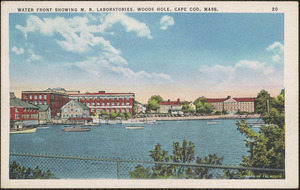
[267,99,270,114]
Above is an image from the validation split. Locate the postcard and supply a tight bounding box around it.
[1,1,298,188]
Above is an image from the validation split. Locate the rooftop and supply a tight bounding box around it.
[10,98,39,109]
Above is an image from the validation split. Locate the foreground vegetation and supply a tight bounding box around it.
[10,161,56,179]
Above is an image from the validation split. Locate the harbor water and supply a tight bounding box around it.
[10,118,260,178]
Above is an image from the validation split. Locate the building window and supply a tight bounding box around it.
[25,95,28,99]
[102,102,105,106]
[126,97,129,100]
[97,102,100,106]
[39,101,42,105]
[34,101,37,104]
[122,102,125,106]
[116,109,120,113]
[112,97,115,100]
[34,95,37,99]
[15,114,20,119]
[64,108,68,112]
[112,102,115,106]
[126,102,130,106]
[71,109,73,111]
[107,102,110,106]
[44,101,47,105]
[92,102,95,106]
[15,108,19,113]
[87,103,90,106]
[39,95,42,99]
[122,109,125,113]
[117,102,120,106]
[29,95,32,99]
[44,95,47,99]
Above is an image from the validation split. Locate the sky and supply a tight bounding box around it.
[9,13,284,103]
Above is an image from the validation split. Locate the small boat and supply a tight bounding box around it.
[37,126,49,129]
[146,120,156,125]
[124,126,144,129]
[207,121,218,125]
[63,127,91,132]
[10,128,37,134]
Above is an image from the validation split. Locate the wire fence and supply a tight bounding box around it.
[9,152,285,179]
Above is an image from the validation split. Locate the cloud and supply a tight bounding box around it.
[27,49,42,62]
[71,55,171,81]
[160,15,174,30]
[16,15,120,54]
[99,13,153,39]
[266,42,284,64]
[266,42,284,52]
[11,46,24,55]
[197,43,284,89]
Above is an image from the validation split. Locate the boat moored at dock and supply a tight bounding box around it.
[124,126,144,129]
[63,127,91,132]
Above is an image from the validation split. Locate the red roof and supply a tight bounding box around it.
[233,98,255,102]
[69,92,134,96]
[206,98,228,103]
[207,97,254,103]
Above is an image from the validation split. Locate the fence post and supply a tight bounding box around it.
[117,161,120,179]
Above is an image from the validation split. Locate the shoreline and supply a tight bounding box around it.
[130,114,261,122]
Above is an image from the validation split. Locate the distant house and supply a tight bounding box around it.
[37,105,51,124]
[10,97,39,129]
[159,99,183,114]
[189,102,196,111]
[60,99,90,119]
[207,96,255,114]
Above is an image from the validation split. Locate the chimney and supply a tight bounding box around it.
[227,96,231,99]
[168,99,170,102]
[177,98,180,102]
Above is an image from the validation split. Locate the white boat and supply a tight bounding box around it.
[37,126,49,129]
[146,120,156,125]
[207,121,218,124]
[124,126,144,129]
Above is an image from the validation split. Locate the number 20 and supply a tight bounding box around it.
[272,7,278,11]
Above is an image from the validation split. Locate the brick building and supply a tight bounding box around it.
[10,97,39,129]
[68,91,135,115]
[21,88,69,117]
[206,96,255,114]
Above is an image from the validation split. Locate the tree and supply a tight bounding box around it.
[10,161,55,179]
[255,90,275,114]
[117,113,125,120]
[109,111,117,120]
[129,140,223,179]
[100,110,108,117]
[146,95,164,112]
[227,89,285,179]
[124,112,131,120]
[146,99,158,112]
[148,95,164,104]
[182,101,195,113]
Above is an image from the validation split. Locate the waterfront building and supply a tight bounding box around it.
[21,88,69,118]
[10,96,39,129]
[60,99,90,119]
[68,91,135,115]
[135,101,146,114]
[37,105,51,124]
[159,99,183,114]
[206,96,255,114]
